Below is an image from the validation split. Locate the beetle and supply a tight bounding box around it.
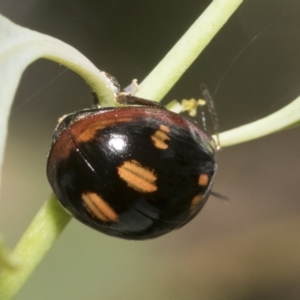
[47,75,217,240]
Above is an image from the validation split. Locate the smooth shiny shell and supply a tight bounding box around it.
[47,106,217,240]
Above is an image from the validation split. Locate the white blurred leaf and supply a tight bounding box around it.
[0,14,117,191]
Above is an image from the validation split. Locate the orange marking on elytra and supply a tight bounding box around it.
[159,124,170,133]
[118,160,157,193]
[190,194,202,212]
[151,124,170,150]
[76,117,132,143]
[191,194,203,207]
[198,174,209,186]
[82,192,118,222]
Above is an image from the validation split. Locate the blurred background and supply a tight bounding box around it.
[0,0,300,299]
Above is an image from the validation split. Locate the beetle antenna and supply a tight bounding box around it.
[210,191,229,201]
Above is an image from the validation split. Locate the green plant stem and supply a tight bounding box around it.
[217,94,300,147]
[0,237,20,271]
[0,194,71,300]
[135,0,244,101]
